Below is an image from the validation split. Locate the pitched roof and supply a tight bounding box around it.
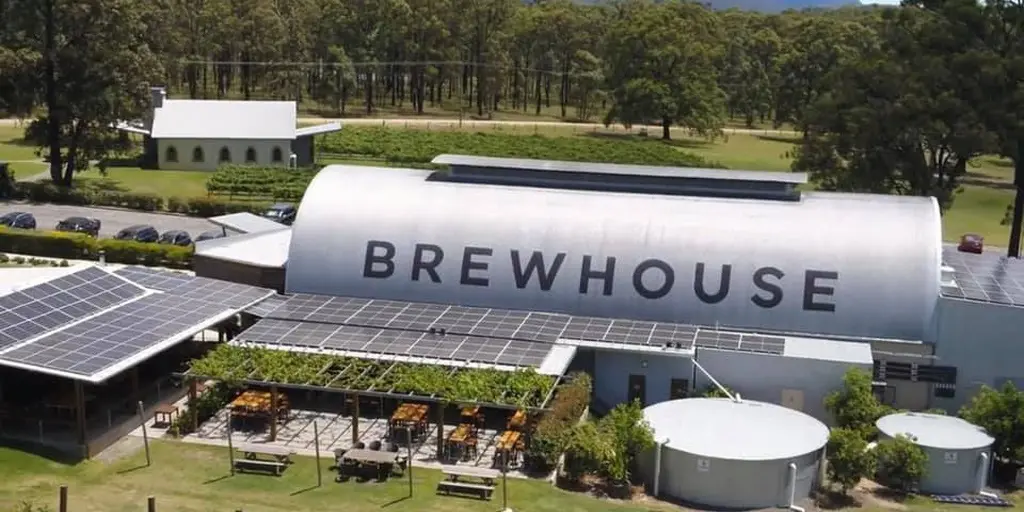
[151,99,298,140]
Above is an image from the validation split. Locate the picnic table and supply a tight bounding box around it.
[389,403,429,440]
[438,466,500,500]
[230,390,290,420]
[153,403,178,427]
[445,423,478,461]
[233,444,295,476]
[494,430,523,466]
[338,448,400,482]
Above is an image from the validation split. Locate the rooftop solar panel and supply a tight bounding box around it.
[113,266,192,291]
[0,267,146,349]
[246,294,290,317]
[0,292,237,380]
[942,246,1024,306]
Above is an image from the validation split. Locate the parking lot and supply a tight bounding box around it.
[0,202,218,238]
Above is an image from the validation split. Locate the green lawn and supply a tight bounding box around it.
[75,167,210,199]
[0,441,664,512]
[0,441,1015,512]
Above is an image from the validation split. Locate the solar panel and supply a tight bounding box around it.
[114,266,192,291]
[648,324,699,348]
[264,293,371,323]
[930,494,1011,507]
[603,319,657,344]
[0,293,234,379]
[942,246,1024,306]
[560,316,614,341]
[0,267,146,349]
[737,334,786,355]
[246,294,290,317]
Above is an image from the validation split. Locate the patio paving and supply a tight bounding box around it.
[132,393,534,479]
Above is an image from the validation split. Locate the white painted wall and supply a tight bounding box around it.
[157,138,293,171]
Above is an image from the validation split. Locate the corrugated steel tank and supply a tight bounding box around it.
[286,165,942,341]
[877,413,994,495]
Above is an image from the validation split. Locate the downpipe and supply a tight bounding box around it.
[977,452,998,498]
[788,463,806,512]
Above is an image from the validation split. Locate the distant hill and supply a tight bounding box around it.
[569,0,860,13]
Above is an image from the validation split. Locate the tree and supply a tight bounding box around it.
[792,4,991,211]
[603,0,726,139]
[959,382,1024,462]
[826,428,875,493]
[874,434,927,492]
[824,368,885,440]
[4,0,163,185]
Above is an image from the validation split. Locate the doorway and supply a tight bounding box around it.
[669,378,689,400]
[628,374,646,406]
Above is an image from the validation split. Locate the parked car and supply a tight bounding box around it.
[114,224,159,243]
[0,212,36,229]
[958,233,984,254]
[158,230,193,247]
[55,216,101,237]
[195,229,227,242]
[261,203,297,226]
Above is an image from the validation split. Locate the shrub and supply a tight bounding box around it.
[0,228,192,268]
[827,428,876,493]
[825,368,886,441]
[169,382,234,437]
[526,372,592,473]
[13,181,264,218]
[875,434,928,492]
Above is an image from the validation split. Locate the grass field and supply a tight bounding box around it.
[0,441,665,512]
[0,123,1016,245]
[0,440,1015,512]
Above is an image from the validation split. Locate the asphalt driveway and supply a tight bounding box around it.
[0,202,218,238]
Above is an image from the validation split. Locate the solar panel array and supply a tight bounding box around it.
[246,294,290,317]
[115,266,272,309]
[249,293,787,362]
[239,319,551,367]
[0,267,146,349]
[942,246,1024,306]
[0,265,275,381]
[1,293,238,377]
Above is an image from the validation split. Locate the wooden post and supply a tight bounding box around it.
[58,485,68,512]
[73,381,87,446]
[131,368,140,396]
[188,379,198,433]
[502,450,510,512]
[137,401,151,466]
[147,496,156,512]
[269,386,279,442]
[313,421,322,487]
[406,427,413,497]
[435,404,444,461]
[227,417,236,476]
[351,393,360,445]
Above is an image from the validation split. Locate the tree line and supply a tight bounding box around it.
[0,0,1021,254]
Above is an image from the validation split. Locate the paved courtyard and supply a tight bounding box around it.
[134,392,533,479]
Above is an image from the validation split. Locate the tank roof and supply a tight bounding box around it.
[876,412,993,450]
[643,398,829,461]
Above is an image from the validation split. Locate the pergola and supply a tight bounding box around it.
[177,343,565,458]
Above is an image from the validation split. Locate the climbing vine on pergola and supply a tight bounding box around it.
[185,344,560,409]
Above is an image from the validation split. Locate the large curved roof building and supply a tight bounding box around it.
[195,153,1024,421]
[286,162,941,341]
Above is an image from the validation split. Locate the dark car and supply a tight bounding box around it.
[55,216,101,237]
[958,233,984,254]
[261,203,297,226]
[0,212,36,229]
[195,229,227,242]
[114,224,159,243]
[158,230,193,247]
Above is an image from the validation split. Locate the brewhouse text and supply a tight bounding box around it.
[362,240,838,312]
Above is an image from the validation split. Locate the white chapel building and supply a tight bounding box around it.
[118,87,341,171]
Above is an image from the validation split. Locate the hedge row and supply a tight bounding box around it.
[526,372,593,474]
[0,227,192,269]
[14,181,268,218]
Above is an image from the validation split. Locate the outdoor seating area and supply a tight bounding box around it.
[230,389,291,427]
[184,392,537,477]
[232,443,296,476]
[437,466,500,500]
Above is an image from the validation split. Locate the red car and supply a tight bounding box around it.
[958,233,984,254]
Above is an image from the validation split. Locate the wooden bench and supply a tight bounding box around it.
[234,458,287,476]
[437,479,494,500]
